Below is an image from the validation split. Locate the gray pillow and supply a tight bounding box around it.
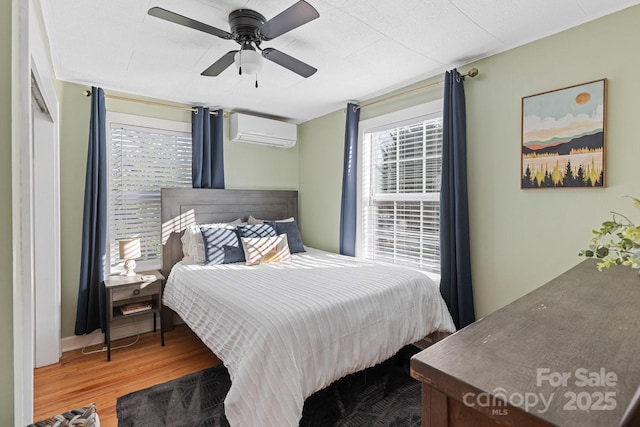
[268,220,305,253]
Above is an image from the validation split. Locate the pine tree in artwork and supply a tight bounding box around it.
[576,164,586,187]
[542,171,553,188]
[522,165,533,188]
[563,160,575,187]
[551,161,563,186]
[584,158,601,186]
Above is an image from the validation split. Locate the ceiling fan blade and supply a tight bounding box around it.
[260,1,320,40]
[262,48,317,78]
[201,51,238,76]
[148,7,233,40]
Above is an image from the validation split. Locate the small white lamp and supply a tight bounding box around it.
[119,238,141,277]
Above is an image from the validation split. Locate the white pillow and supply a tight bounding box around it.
[241,234,291,266]
[247,215,295,225]
[181,219,242,263]
[247,215,263,225]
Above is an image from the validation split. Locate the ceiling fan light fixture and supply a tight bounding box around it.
[149,2,319,78]
[234,47,263,75]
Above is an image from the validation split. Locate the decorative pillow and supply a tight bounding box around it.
[237,223,277,239]
[247,215,295,225]
[241,234,291,265]
[181,219,242,262]
[201,226,245,265]
[268,219,305,253]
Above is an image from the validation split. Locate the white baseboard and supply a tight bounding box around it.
[61,317,156,353]
[61,314,184,353]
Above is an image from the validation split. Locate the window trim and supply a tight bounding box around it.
[356,100,443,281]
[105,112,191,274]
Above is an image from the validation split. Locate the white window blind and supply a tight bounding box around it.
[362,111,443,274]
[108,118,192,271]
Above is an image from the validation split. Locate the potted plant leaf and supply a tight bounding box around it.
[579,196,640,271]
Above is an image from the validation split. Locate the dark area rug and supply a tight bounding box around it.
[116,346,422,427]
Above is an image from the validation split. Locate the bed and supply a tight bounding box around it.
[160,188,456,427]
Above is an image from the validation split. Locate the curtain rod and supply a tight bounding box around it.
[354,68,479,111]
[83,90,220,116]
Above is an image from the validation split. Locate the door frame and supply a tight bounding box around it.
[13,0,61,423]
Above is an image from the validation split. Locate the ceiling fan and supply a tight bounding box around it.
[148,1,319,82]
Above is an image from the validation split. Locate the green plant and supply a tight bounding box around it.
[579,196,640,271]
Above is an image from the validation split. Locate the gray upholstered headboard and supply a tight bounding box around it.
[160,188,298,276]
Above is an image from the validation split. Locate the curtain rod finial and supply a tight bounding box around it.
[458,67,479,81]
[83,89,91,97]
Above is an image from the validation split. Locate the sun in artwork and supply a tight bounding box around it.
[575,92,591,104]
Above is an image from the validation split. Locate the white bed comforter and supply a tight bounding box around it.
[163,248,455,427]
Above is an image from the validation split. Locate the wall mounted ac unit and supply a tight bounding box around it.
[229,113,297,148]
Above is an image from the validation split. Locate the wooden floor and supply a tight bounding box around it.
[33,324,221,426]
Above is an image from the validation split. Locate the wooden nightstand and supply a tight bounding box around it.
[103,270,165,361]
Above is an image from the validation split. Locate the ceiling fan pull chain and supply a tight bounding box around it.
[238,50,243,75]
[255,74,259,88]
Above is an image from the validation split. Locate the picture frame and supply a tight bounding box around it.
[521,79,607,188]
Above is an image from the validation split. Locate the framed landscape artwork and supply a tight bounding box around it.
[521,79,607,188]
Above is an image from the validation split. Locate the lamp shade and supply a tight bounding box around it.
[119,238,141,260]
[234,48,263,75]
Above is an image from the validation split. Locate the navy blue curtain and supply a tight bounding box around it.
[74,87,108,335]
[192,107,225,188]
[440,69,475,330]
[339,102,360,256]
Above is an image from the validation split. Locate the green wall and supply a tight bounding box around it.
[298,110,345,253]
[58,82,91,341]
[463,7,640,318]
[57,81,299,338]
[1,0,13,423]
[298,4,640,319]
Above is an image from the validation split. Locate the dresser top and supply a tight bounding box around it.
[411,259,640,426]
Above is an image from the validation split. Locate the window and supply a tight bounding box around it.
[360,101,443,276]
[107,112,192,272]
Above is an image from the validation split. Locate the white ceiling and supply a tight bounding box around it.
[41,0,639,123]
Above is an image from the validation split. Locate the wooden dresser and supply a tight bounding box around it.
[411,259,640,426]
